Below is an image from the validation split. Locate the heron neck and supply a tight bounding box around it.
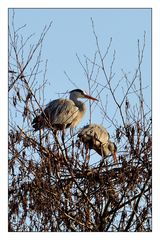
[70,96,86,113]
[107,141,114,155]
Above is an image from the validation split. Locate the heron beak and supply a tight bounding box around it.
[113,152,118,165]
[84,94,98,101]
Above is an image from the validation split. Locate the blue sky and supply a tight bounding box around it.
[10,8,151,88]
[9,8,151,138]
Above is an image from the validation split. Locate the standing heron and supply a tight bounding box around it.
[32,89,98,132]
[78,124,118,164]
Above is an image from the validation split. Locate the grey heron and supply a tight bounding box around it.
[32,89,98,132]
[78,124,118,164]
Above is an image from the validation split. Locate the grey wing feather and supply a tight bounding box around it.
[44,98,79,125]
[79,124,110,144]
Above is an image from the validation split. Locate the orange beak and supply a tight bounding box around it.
[113,152,118,165]
[84,93,98,101]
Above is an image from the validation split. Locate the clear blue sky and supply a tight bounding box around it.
[9,8,151,135]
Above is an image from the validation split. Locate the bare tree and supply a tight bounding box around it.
[8,13,151,232]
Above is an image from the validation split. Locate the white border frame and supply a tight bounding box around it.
[0,1,159,239]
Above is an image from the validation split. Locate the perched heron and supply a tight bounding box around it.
[32,89,98,132]
[78,124,118,164]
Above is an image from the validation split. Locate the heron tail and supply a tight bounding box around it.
[32,114,44,131]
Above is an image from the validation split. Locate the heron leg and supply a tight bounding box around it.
[70,127,74,137]
[61,128,69,158]
[61,128,65,145]
[84,143,90,168]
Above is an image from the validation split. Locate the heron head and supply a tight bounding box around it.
[70,89,98,101]
[108,142,118,165]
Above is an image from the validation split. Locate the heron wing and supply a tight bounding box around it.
[94,124,110,143]
[79,124,110,145]
[44,98,79,126]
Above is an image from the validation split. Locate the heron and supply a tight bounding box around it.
[32,89,98,132]
[78,124,118,164]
